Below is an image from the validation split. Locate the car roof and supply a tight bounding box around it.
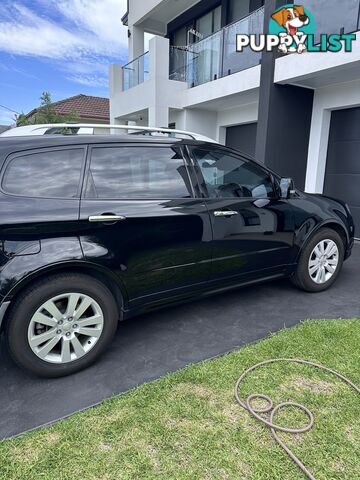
[0,134,255,165]
[0,134,182,148]
[0,135,183,160]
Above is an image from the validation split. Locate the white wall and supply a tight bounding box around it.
[216,103,258,144]
[169,110,186,130]
[110,36,187,124]
[275,32,360,86]
[185,109,218,139]
[305,79,360,193]
[110,31,261,140]
[128,0,165,27]
[169,108,217,139]
[168,102,258,144]
[182,66,261,109]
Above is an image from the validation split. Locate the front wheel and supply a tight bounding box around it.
[291,228,345,292]
[6,273,119,377]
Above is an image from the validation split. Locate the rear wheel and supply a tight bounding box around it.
[291,228,345,292]
[6,273,119,377]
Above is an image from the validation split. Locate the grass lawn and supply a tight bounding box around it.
[0,319,359,480]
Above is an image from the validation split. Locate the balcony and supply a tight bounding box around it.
[110,31,260,128]
[120,0,360,92]
[122,52,150,91]
[275,0,360,88]
[111,0,360,127]
[169,7,264,88]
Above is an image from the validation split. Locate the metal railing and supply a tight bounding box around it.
[122,51,150,91]
[169,7,264,88]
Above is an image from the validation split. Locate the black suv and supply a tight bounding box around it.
[0,135,354,377]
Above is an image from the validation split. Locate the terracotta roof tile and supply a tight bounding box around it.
[26,94,109,121]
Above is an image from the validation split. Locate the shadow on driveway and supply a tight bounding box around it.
[0,244,359,439]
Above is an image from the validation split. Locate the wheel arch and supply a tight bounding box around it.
[296,220,349,262]
[1,261,128,332]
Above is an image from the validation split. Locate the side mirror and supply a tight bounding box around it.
[280,178,295,199]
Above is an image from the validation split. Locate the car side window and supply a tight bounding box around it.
[85,146,192,199]
[191,148,275,199]
[2,148,84,198]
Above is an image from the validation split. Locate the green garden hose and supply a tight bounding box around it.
[234,359,360,480]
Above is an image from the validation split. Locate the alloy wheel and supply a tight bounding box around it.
[308,239,339,285]
[27,293,104,364]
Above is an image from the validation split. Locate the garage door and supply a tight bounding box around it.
[226,123,257,158]
[323,107,360,235]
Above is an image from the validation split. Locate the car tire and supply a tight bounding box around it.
[6,273,119,378]
[291,228,345,293]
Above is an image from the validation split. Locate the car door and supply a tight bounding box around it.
[79,142,212,306]
[187,145,295,282]
[0,146,86,295]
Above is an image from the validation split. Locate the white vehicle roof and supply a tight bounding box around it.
[0,123,218,143]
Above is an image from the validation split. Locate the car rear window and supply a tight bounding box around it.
[85,146,192,199]
[2,148,84,198]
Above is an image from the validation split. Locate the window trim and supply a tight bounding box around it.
[0,146,87,200]
[83,143,195,201]
[186,145,278,200]
[181,145,204,199]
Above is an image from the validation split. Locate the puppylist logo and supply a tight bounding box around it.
[237,4,356,55]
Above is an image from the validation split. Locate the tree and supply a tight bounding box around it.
[13,113,29,126]
[15,92,79,126]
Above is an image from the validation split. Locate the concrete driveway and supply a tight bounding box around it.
[0,244,359,439]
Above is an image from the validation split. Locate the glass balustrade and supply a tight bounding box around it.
[305,0,360,42]
[169,7,264,88]
[222,6,264,76]
[122,52,150,91]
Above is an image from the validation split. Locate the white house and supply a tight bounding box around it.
[110,0,360,233]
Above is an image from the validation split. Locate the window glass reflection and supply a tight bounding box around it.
[87,147,191,199]
[192,148,275,199]
[2,149,84,198]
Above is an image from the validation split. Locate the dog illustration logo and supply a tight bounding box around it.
[236,5,355,55]
[270,4,313,54]
[272,6,309,36]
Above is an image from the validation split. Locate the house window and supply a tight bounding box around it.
[228,0,251,23]
[195,5,222,40]
[173,26,187,47]
[171,5,222,47]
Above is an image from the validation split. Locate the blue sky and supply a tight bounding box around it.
[0,0,129,125]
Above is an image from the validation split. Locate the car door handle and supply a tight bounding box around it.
[214,210,239,218]
[88,214,126,223]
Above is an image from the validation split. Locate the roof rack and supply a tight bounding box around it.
[0,123,217,143]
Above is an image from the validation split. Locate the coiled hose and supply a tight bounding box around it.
[234,359,360,480]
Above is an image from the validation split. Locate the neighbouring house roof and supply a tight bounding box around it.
[25,94,110,122]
